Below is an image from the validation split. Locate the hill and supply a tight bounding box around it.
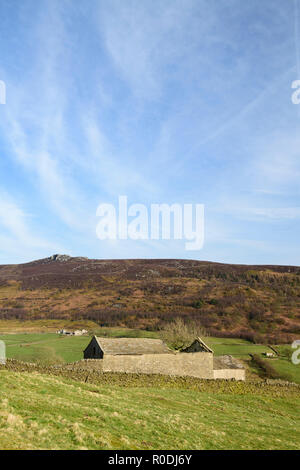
[0,255,300,343]
[0,369,299,449]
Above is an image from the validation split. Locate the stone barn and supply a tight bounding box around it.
[83,336,245,380]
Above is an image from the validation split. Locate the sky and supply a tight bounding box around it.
[0,0,300,265]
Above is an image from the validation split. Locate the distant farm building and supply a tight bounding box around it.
[263,352,275,358]
[83,336,245,381]
[57,329,88,336]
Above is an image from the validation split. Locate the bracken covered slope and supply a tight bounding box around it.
[0,255,299,342]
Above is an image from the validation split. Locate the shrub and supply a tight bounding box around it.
[192,299,204,309]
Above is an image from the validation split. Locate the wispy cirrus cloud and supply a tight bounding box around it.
[0,0,299,264]
[0,192,63,262]
[221,205,300,222]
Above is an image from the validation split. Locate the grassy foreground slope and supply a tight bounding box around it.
[0,370,299,450]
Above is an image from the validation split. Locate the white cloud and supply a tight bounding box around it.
[0,1,91,234]
[252,133,300,193]
[0,192,62,261]
[246,207,300,220]
[81,112,159,199]
[217,204,300,222]
[98,0,217,99]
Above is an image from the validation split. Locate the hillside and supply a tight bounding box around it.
[0,369,299,450]
[0,255,300,343]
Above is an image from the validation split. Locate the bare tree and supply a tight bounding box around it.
[160,318,207,350]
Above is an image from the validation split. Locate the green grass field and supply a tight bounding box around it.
[0,369,299,450]
[0,333,90,364]
[204,337,272,357]
[0,329,299,383]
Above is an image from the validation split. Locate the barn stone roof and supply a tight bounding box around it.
[94,337,174,355]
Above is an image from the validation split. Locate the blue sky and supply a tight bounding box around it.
[0,0,300,265]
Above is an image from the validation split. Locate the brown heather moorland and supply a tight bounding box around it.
[0,255,299,343]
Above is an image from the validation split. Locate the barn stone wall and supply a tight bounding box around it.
[213,368,245,381]
[102,352,214,379]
